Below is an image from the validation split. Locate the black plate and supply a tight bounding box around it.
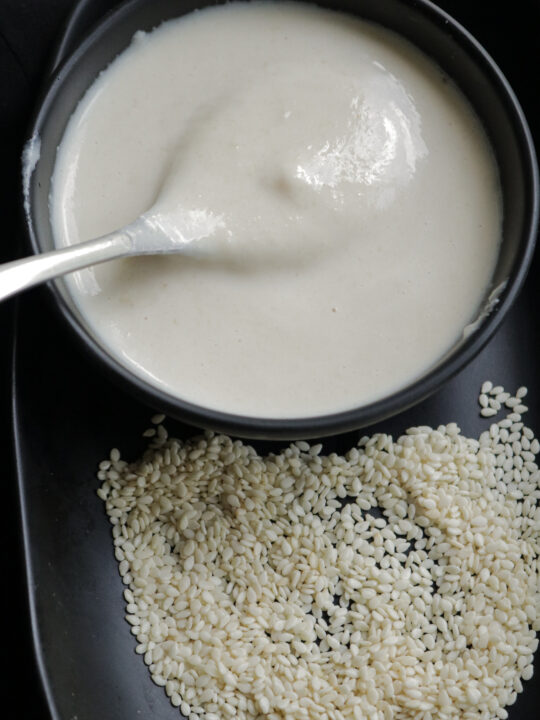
[12,1,540,719]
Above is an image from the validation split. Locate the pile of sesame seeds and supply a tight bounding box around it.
[98,384,539,720]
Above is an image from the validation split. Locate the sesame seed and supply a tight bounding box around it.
[481,407,498,418]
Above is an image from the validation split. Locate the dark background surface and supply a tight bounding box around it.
[2,1,539,718]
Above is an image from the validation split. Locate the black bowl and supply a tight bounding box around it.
[23,0,538,439]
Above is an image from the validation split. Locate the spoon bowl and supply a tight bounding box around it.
[0,203,219,303]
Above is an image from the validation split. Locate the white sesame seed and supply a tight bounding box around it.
[481,407,498,417]
[258,697,270,714]
[466,686,482,704]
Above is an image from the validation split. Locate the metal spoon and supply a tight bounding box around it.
[0,211,203,302]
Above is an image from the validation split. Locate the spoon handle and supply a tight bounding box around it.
[0,232,132,302]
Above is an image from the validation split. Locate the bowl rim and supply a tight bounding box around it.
[23,0,539,440]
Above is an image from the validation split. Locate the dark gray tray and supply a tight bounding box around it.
[12,1,540,719]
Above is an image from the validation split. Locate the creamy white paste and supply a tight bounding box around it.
[51,1,502,418]
[23,133,41,219]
